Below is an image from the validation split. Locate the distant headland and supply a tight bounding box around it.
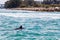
[4,0,60,11]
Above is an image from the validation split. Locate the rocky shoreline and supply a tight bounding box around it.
[9,7,60,12]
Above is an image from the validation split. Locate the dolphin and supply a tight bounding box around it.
[15,25,24,30]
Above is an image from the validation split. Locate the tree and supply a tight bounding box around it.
[4,0,22,8]
[24,0,35,7]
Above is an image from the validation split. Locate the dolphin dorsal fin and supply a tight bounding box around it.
[19,25,22,28]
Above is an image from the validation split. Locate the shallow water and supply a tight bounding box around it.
[0,9,60,40]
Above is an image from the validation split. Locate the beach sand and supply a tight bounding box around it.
[9,7,60,11]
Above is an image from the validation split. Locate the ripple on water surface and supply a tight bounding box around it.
[0,15,60,40]
[0,9,60,40]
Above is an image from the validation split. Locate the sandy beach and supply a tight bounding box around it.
[10,7,60,11]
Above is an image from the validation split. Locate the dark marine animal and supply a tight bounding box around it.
[15,25,24,30]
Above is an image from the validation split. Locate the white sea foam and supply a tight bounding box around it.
[0,13,60,19]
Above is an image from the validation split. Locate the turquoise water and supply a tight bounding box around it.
[0,9,60,40]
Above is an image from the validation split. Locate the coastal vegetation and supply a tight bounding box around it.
[4,0,37,8]
[4,0,60,8]
[4,0,22,8]
[4,0,60,11]
[37,4,60,8]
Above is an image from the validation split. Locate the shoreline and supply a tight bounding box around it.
[8,7,60,12]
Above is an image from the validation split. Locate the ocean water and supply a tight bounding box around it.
[0,9,60,40]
